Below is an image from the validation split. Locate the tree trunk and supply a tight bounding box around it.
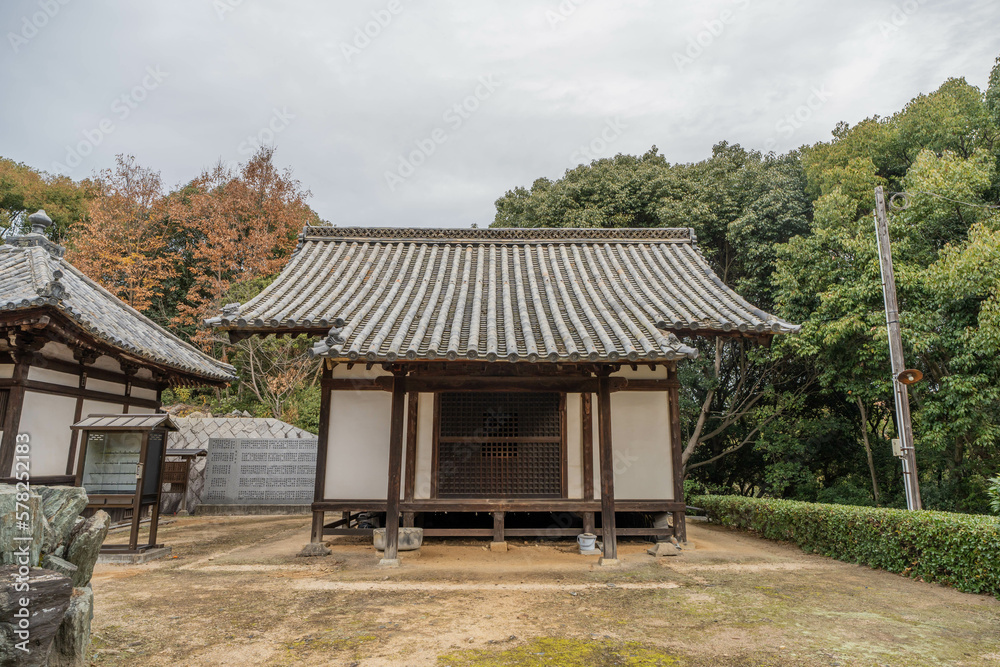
[855,397,881,506]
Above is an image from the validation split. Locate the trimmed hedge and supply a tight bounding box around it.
[692,495,1000,598]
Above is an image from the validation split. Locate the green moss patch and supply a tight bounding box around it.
[438,637,680,666]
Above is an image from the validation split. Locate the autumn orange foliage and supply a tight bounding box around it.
[66,155,175,313]
[169,146,312,345]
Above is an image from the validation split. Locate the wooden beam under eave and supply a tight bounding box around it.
[374,375,628,393]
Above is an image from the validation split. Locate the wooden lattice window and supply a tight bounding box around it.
[435,392,564,498]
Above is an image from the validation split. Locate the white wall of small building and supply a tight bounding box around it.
[0,362,13,452]
[324,364,396,500]
[18,391,78,476]
[3,342,160,477]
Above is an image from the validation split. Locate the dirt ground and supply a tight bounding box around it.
[87,515,1000,666]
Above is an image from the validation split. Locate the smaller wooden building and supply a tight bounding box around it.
[208,226,797,565]
[72,413,179,553]
[0,210,236,484]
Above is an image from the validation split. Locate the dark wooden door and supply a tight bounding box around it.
[434,392,565,498]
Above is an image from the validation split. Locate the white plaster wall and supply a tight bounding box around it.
[91,356,122,373]
[615,365,669,379]
[131,386,159,401]
[331,364,388,379]
[39,341,76,364]
[27,367,78,386]
[592,405,601,500]
[80,399,126,421]
[125,404,156,415]
[86,378,126,396]
[608,392,673,500]
[566,393,583,499]
[414,392,434,500]
[0,363,15,379]
[324,390,393,499]
[18,391,77,477]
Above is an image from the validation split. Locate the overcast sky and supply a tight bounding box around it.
[2,1,998,228]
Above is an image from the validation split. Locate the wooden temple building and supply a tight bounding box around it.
[207,226,797,565]
[0,211,236,485]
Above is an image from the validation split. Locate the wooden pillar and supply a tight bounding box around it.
[310,363,334,544]
[129,431,150,551]
[382,371,407,564]
[403,391,418,528]
[581,393,595,535]
[148,471,163,547]
[667,363,687,544]
[492,511,505,543]
[596,373,617,562]
[0,356,29,476]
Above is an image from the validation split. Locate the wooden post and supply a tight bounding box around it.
[310,363,334,544]
[403,391,418,528]
[581,393,595,535]
[596,372,618,563]
[382,371,407,565]
[0,356,29,476]
[129,431,150,551]
[493,511,504,543]
[666,363,686,543]
[874,186,922,510]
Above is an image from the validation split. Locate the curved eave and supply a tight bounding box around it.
[0,307,235,386]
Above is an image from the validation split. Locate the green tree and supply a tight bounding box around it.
[0,158,92,239]
[494,143,814,490]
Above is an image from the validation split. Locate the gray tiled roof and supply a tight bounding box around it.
[1,239,236,382]
[169,416,315,448]
[72,414,178,431]
[207,227,799,363]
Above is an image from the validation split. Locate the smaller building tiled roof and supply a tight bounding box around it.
[168,416,315,448]
[72,413,178,431]
[207,226,798,364]
[1,225,236,383]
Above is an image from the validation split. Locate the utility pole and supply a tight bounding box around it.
[874,186,922,510]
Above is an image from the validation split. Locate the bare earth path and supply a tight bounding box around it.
[87,515,1000,666]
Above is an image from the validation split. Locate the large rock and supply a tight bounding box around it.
[40,555,78,581]
[47,586,93,667]
[64,512,109,588]
[0,566,73,667]
[0,485,44,567]
[35,488,88,554]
